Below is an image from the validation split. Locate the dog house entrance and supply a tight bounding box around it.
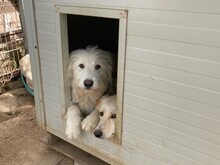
[55,6,127,144]
[67,15,119,54]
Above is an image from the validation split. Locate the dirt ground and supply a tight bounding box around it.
[0,79,74,165]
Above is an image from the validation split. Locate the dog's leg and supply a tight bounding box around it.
[81,110,100,131]
[65,104,81,139]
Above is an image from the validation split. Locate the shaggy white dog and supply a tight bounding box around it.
[65,46,114,139]
[94,95,116,139]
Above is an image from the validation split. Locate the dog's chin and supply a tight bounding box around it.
[83,87,97,92]
[101,133,115,139]
[84,87,92,90]
[83,86,100,91]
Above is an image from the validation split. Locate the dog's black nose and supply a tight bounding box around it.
[84,79,93,88]
[94,130,103,138]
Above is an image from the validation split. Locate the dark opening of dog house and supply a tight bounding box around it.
[64,12,125,143]
[67,15,119,54]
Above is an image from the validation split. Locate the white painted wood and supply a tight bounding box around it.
[55,5,124,19]
[38,42,57,53]
[42,77,60,88]
[37,22,56,33]
[41,69,59,82]
[35,1,54,12]
[35,11,55,24]
[127,35,220,62]
[40,60,58,72]
[123,131,198,165]
[125,83,220,121]
[44,107,60,117]
[126,57,220,93]
[22,0,46,129]
[125,70,220,107]
[123,123,220,165]
[126,46,220,79]
[42,83,59,94]
[125,93,220,137]
[35,0,220,14]
[129,9,220,30]
[27,0,220,164]
[128,21,220,47]
[124,104,220,158]
[39,50,57,64]
[37,31,57,44]
[43,88,60,103]
[122,144,171,165]
[115,10,127,144]
[55,11,70,118]
[45,116,126,165]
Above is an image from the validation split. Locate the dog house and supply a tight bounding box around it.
[21,0,220,164]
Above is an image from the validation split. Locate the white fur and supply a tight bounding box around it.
[65,105,81,139]
[81,110,99,131]
[65,46,114,139]
[94,95,116,139]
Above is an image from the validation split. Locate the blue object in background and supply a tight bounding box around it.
[20,73,34,96]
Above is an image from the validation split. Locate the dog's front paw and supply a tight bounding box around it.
[65,105,82,139]
[65,125,81,139]
[81,115,98,131]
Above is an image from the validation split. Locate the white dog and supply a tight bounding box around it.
[94,95,116,139]
[65,46,115,139]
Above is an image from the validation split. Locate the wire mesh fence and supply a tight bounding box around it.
[0,0,26,87]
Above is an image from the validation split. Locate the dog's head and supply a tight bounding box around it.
[94,95,116,139]
[67,46,113,94]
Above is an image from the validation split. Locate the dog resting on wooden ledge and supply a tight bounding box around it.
[94,95,116,139]
[65,45,115,139]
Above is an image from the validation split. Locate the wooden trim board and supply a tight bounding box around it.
[46,138,109,165]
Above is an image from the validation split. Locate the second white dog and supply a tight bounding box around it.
[94,95,116,139]
[65,46,114,139]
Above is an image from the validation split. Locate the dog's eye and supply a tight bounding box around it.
[79,64,84,69]
[100,111,104,116]
[111,114,116,119]
[95,64,101,70]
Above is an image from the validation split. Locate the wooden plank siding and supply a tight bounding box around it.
[124,5,220,165]
[33,0,220,164]
[34,0,220,14]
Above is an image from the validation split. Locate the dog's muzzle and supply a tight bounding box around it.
[83,79,93,89]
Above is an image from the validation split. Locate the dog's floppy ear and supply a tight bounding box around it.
[96,95,108,106]
[96,97,102,106]
[67,51,76,82]
[67,64,73,81]
[96,95,109,107]
[95,97,102,111]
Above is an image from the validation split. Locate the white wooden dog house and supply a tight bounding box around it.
[22,0,220,164]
